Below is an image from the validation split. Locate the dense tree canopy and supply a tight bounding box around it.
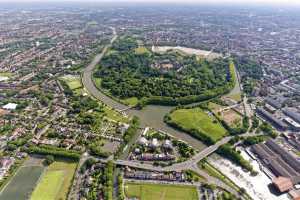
[94,37,235,105]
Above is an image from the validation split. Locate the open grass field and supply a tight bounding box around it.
[0,72,13,77]
[60,75,82,90]
[228,93,242,102]
[122,97,138,106]
[152,46,221,60]
[0,72,12,81]
[135,46,150,54]
[0,166,44,200]
[170,108,227,142]
[125,183,199,200]
[30,171,64,200]
[30,161,77,200]
[208,102,225,112]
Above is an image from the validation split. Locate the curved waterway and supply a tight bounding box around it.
[128,105,206,150]
[82,35,206,150]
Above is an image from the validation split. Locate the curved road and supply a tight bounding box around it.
[82,28,128,111]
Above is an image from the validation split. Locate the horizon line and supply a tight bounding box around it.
[0,0,300,6]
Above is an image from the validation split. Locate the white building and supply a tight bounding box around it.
[2,103,18,110]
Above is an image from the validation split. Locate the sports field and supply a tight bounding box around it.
[30,161,77,200]
[60,75,82,90]
[0,166,44,200]
[170,107,227,142]
[125,183,198,200]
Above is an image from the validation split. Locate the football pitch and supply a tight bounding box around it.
[125,183,199,200]
[30,161,77,200]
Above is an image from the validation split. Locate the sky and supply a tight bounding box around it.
[0,0,300,6]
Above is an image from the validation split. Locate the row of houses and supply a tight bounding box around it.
[132,153,175,161]
[124,169,185,182]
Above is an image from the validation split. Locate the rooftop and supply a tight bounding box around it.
[2,103,18,110]
[272,176,293,193]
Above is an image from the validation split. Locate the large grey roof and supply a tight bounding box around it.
[283,108,300,123]
[265,97,282,109]
[256,108,287,129]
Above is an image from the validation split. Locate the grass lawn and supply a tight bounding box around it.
[0,72,13,77]
[122,97,138,106]
[60,75,82,90]
[30,171,63,200]
[73,88,83,96]
[106,49,118,56]
[125,183,198,200]
[135,46,149,54]
[208,102,224,112]
[228,93,242,102]
[103,106,129,123]
[170,108,227,142]
[30,161,77,200]
[0,166,44,200]
[93,77,102,88]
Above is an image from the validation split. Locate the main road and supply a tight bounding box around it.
[82,28,128,111]
[82,28,206,151]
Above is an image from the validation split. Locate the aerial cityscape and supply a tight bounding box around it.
[0,0,300,200]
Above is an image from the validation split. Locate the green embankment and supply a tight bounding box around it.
[168,108,227,143]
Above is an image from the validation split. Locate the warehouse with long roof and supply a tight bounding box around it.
[256,107,287,130]
[283,108,300,124]
[251,139,300,193]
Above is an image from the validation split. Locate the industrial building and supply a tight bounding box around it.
[265,97,282,109]
[283,117,300,131]
[283,108,300,124]
[256,107,287,130]
[251,139,300,193]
